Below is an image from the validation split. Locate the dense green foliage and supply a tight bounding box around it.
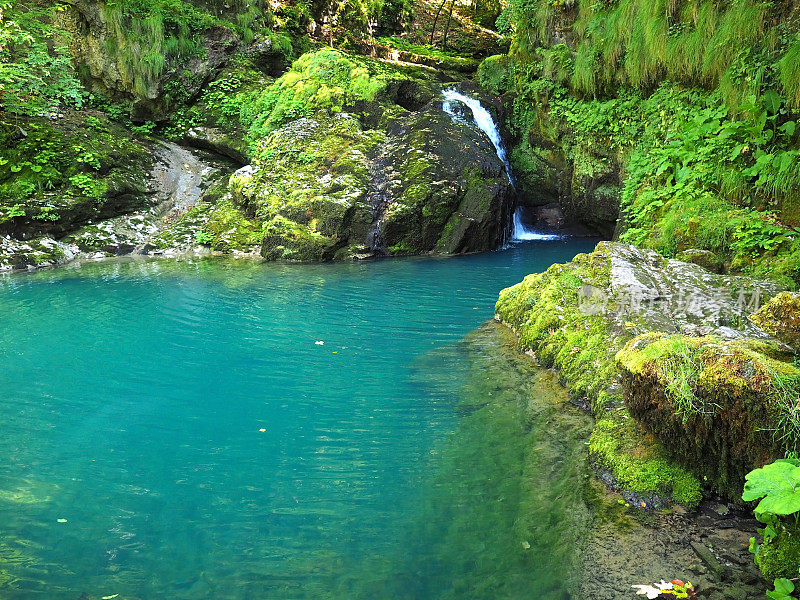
[502,0,799,108]
[0,1,84,115]
[0,114,150,234]
[242,49,391,140]
[480,0,800,287]
[96,0,238,96]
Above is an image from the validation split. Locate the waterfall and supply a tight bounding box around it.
[512,211,561,241]
[442,89,562,242]
[442,89,512,182]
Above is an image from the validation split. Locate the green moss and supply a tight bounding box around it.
[751,291,800,350]
[496,247,618,410]
[755,526,800,580]
[203,200,262,251]
[477,54,513,95]
[780,41,800,109]
[495,243,704,507]
[589,413,703,508]
[261,215,331,261]
[618,333,800,440]
[617,332,800,498]
[229,110,383,261]
[241,49,424,144]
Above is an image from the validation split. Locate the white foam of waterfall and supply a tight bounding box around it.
[512,210,561,241]
[442,89,563,242]
[442,89,511,182]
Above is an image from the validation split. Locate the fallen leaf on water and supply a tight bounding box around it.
[521,540,531,549]
[631,584,660,599]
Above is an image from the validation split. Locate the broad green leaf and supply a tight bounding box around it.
[742,460,800,517]
[777,152,794,174]
[763,90,783,115]
[780,121,796,137]
[771,578,795,597]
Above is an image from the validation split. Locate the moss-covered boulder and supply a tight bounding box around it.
[229,113,380,260]
[377,105,513,255]
[495,241,785,505]
[617,333,800,500]
[751,291,800,351]
[0,113,152,241]
[224,49,514,261]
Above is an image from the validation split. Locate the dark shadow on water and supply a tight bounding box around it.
[345,322,594,600]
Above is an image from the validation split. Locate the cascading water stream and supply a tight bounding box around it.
[442,89,562,242]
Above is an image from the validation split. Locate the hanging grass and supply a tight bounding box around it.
[780,41,800,109]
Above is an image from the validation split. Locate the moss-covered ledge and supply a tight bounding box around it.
[495,241,784,507]
[618,333,800,500]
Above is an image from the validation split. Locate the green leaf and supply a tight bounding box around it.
[748,536,759,555]
[764,90,783,115]
[777,152,794,174]
[767,578,795,600]
[780,121,796,137]
[742,460,800,517]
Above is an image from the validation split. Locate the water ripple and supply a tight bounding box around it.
[0,242,597,599]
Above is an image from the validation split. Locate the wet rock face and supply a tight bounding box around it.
[57,1,238,121]
[0,126,233,271]
[182,127,249,165]
[229,100,514,261]
[378,105,513,255]
[605,244,779,339]
[501,100,621,238]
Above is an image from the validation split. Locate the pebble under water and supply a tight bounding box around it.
[0,240,597,600]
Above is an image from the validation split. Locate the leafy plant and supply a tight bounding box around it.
[767,578,796,600]
[195,230,214,245]
[743,460,800,597]
[0,1,85,116]
[743,459,800,521]
[69,173,106,199]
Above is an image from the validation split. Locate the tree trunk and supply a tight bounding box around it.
[328,1,335,47]
[429,0,447,46]
[441,0,456,50]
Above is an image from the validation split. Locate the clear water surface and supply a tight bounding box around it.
[0,239,597,600]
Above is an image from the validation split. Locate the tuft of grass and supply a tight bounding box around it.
[780,41,800,109]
